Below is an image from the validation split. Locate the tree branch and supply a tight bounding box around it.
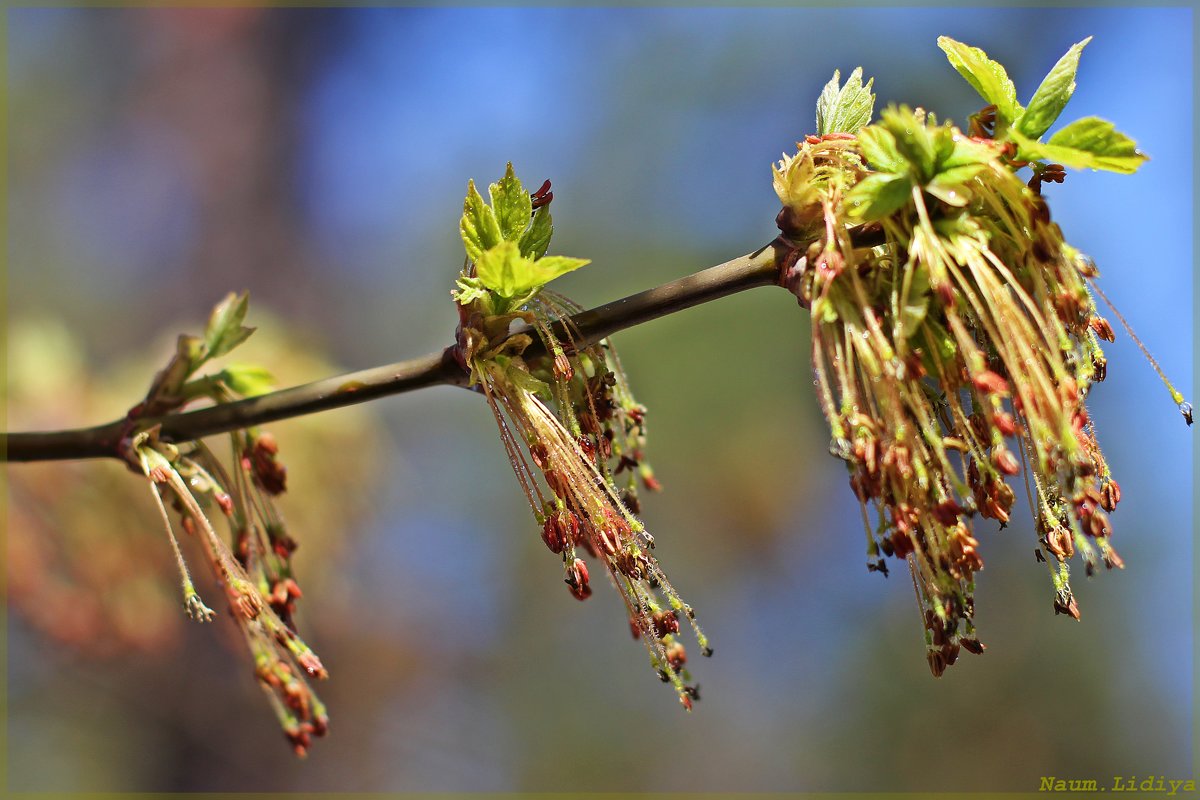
[3,244,783,463]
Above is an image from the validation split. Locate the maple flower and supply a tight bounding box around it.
[773,44,1188,675]
[453,165,711,708]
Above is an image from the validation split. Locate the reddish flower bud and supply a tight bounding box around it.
[992,411,1019,437]
[972,370,1010,396]
[666,641,687,672]
[992,448,1020,476]
[249,433,287,495]
[214,492,234,516]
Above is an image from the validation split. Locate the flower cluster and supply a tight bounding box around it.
[773,41,1188,676]
[452,165,710,708]
[120,294,328,755]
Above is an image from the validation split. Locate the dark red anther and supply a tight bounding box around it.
[541,516,567,554]
[1088,316,1116,342]
[528,442,549,470]
[1099,479,1121,512]
[891,530,915,559]
[544,469,567,499]
[932,498,963,526]
[565,558,591,600]
[1103,546,1125,570]
[652,610,680,639]
[960,638,986,655]
[530,180,553,209]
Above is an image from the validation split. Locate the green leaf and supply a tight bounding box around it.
[926,136,996,205]
[219,364,275,397]
[856,125,907,174]
[489,162,532,242]
[773,149,819,208]
[529,255,589,286]
[846,172,913,221]
[475,241,536,297]
[1010,120,1148,174]
[204,291,255,361]
[937,36,1020,125]
[452,276,491,306]
[816,67,876,135]
[899,262,932,339]
[940,134,999,171]
[1016,37,1091,139]
[460,180,502,262]
[927,166,985,206]
[519,205,553,259]
[886,110,939,181]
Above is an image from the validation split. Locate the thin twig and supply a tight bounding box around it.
[3,245,783,463]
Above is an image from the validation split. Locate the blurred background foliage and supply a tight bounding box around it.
[4,6,1192,792]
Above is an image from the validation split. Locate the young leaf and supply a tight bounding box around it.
[529,255,590,287]
[519,205,553,260]
[490,162,533,242]
[926,135,997,205]
[937,37,1020,126]
[880,106,938,181]
[856,125,908,174]
[816,67,876,135]
[453,276,491,306]
[898,262,932,340]
[460,180,503,262]
[927,165,986,206]
[475,240,536,297]
[846,172,913,221]
[204,292,255,361]
[1010,119,1148,174]
[1016,37,1092,140]
[773,150,819,209]
[219,364,275,397]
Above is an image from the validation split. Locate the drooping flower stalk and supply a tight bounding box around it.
[774,41,1188,675]
[119,294,329,755]
[453,165,710,708]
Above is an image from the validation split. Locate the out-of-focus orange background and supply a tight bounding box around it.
[5,7,1193,792]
